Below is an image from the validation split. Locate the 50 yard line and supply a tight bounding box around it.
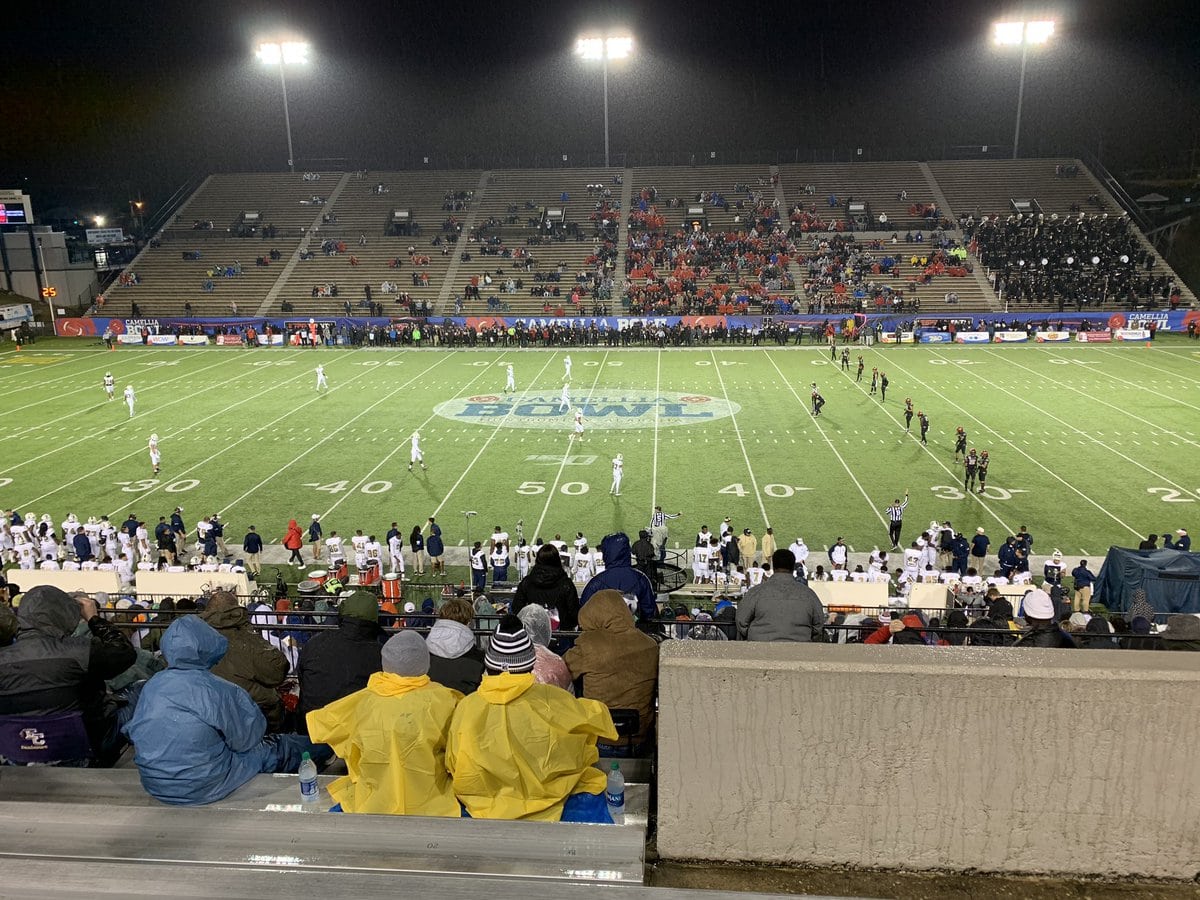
[533,350,610,539]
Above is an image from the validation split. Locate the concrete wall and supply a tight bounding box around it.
[656,642,1200,879]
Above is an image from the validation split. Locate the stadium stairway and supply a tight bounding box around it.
[255,172,352,316]
[613,167,635,302]
[434,170,490,314]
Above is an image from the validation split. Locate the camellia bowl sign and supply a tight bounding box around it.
[434,392,740,430]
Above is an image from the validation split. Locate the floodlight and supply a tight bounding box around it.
[94,216,106,227]
[575,38,604,59]
[606,36,633,59]
[575,33,634,167]
[1026,21,1055,43]
[993,22,1025,45]
[257,41,310,65]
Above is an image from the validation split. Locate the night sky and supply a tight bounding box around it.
[3,0,1198,219]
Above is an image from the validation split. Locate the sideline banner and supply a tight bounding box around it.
[918,332,952,343]
[216,334,244,346]
[256,334,284,346]
[955,332,990,344]
[116,333,142,344]
[994,331,1029,343]
[1035,331,1071,343]
[1115,328,1151,341]
[179,335,209,345]
[1076,331,1113,343]
[880,331,914,344]
[147,334,177,346]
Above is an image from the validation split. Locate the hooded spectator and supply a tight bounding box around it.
[426,598,486,695]
[446,615,617,822]
[942,609,970,646]
[1122,616,1156,651]
[200,590,291,729]
[125,616,320,805]
[1015,589,1076,648]
[296,591,384,727]
[512,543,579,630]
[1159,614,1200,651]
[516,603,573,691]
[0,586,136,766]
[579,532,658,627]
[564,590,658,748]
[306,630,462,816]
[1081,616,1119,649]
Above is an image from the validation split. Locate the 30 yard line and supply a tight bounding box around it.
[893,351,1142,538]
[533,350,609,539]
[712,349,769,527]
[763,350,887,532]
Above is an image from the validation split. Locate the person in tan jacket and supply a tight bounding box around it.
[563,589,658,749]
[736,528,757,567]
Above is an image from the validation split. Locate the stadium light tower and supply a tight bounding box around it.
[993,20,1055,160]
[256,40,310,173]
[575,35,633,168]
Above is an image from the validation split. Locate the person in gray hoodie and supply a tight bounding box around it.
[735,549,826,642]
[425,598,486,694]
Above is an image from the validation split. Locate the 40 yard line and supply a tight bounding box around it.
[711,349,769,528]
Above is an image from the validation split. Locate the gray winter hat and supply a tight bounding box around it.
[381,630,430,676]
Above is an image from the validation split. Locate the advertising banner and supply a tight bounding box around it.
[954,332,991,343]
[880,331,914,344]
[147,334,177,346]
[918,332,952,343]
[257,334,284,346]
[179,335,209,345]
[116,333,143,344]
[1115,328,1152,341]
[1076,331,1113,343]
[0,303,34,328]
[216,334,244,346]
[1035,331,1071,343]
[994,331,1029,343]
[85,228,126,245]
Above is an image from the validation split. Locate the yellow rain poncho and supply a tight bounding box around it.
[306,672,462,816]
[445,671,617,821]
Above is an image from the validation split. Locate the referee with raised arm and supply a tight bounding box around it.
[650,505,682,563]
[886,492,909,550]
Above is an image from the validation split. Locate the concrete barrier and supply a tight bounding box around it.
[656,642,1200,879]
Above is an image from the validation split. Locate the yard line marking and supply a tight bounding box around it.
[984,349,1200,444]
[1094,346,1200,388]
[534,351,609,540]
[711,350,769,527]
[762,351,889,531]
[0,351,235,441]
[215,354,457,518]
[898,351,1141,538]
[651,348,661,510]
[3,349,319,473]
[14,350,373,510]
[0,348,188,399]
[420,352,560,521]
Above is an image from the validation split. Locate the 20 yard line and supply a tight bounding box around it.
[712,350,769,527]
[533,350,609,539]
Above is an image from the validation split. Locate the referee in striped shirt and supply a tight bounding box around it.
[650,505,682,562]
[886,492,909,550]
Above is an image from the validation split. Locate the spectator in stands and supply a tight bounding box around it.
[306,631,462,815]
[0,586,137,766]
[516,604,572,691]
[736,549,826,642]
[125,616,322,805]
[864,613,928,645]
[296,591,384,729]
[426,598,486,695]
[1014,589,1076,648]
[199,590,291,729]
[564,590,658,750]
[1159,615,1200,651]
[512,543,580,631]
[579,532,658,628]
[446,616,617,822]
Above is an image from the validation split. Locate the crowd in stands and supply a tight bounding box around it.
[968,212,1182,310]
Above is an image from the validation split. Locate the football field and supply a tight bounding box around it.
[2,338,1198,564]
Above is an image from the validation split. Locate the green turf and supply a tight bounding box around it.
[1,337,1197,562]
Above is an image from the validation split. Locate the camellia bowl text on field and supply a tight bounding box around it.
[433,392,741,430]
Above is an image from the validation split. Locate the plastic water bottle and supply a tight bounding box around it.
[298,751,319,803]
[605,761,625,823]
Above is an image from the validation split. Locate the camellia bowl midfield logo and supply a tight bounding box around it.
[434,391,740,430]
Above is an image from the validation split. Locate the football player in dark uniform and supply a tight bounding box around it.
[903,398,914,432]
[879,372,889,401]
[856,356,865,382]
[963,449,979,492]
[840,348,850,371]
[918,411,929,446]
[810,383,825,417]
[869,367,879,395]
[977,450,990,494]
[954,426,967,462]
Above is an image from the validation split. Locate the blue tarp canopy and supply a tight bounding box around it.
[1093,547,1200,617]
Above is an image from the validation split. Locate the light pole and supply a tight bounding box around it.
[575,35,633,168]
[993,20,1055,160]
[256,40,310,173]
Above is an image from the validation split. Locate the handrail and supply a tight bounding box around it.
[1079,150,1152,233]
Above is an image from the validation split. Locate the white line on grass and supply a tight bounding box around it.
[0,351,232,442]
[986,348,1200,435]
[0,349,166,391]
[763,351,890,532]
[711,349,769,527]
[215,354,458,518]
[892,351,1142,538]
[13,352,368,512]
[1093,347,1200,388]
[651,348,661,510]
[833,352,1015,535]
[967,349,1200,498]
[426,352,560,522]
[533,351,610,539]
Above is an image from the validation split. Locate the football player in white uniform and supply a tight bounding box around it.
[610,453,623,496]
[559,382,571,412]
[505,363,515,393]
[572,408,584,441]
[563,354,572,381]
[104,372,115,401]
[123,384,136,417]
[408,430,427,471]
[148,433,161,475]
